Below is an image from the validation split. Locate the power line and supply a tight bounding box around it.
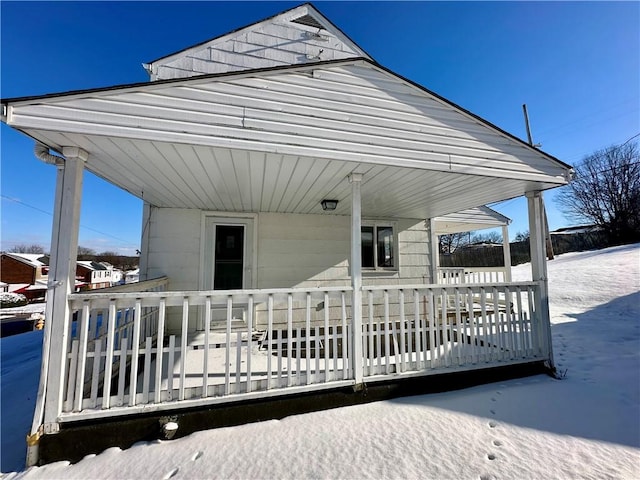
[1,195,139,247]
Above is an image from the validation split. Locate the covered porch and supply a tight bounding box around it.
[2,58,572,458]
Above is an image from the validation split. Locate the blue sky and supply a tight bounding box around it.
[1,1,638,254]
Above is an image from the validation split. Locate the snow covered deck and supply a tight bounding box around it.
[52,280,547,424]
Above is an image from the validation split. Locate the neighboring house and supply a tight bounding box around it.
[75,261,114,290]
[124,268,140,284]
[0,253,49,302]
[2,3,573,466]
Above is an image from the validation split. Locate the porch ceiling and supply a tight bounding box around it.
[17,128,555,219]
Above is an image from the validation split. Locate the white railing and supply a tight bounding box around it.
[361,283,544,378]
[58,281,544,421]
[437,267,509,284]
[62,285,353,418]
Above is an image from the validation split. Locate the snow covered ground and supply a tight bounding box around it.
[2,244,638,479]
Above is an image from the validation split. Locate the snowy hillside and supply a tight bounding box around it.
[2,244,639,479]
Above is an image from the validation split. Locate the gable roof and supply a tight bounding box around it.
[144,3,372,81]
[2,253,48,268]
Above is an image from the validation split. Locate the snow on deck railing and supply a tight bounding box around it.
[58,282,544,421]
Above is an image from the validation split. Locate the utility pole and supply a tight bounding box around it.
[522,104,555,260]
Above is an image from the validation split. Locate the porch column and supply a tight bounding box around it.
[428,218,439,284]
[349,173,363,386]
[526,191,554,368]
[43,147,87,430]
[501,225,512,282]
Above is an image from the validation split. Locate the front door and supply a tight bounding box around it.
[201,216,254,330]
[213,225,244,290]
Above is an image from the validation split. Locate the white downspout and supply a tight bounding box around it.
[27,144,66,467]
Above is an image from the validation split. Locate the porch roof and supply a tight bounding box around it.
[2,58,573,220]
[434,206,511,235]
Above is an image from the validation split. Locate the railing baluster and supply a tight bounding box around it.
[427,290,436,368]
[74,301,91,412]
[102,300,117,409]
[341,291,348,380]
[178,297,189,401]
[65,340,79,412]
[368,290,375,376]
[154,298,166,404]
[225,296,232,395]
[287,294,293,387]
[267,295,273,389]
[399,289,406,372]
[324,292,330,382]
[235,331,242,393]
[128,299,142,406]
[454,287,463,366]
[247,295,253,393]
[142,337,152,404]
[167,335,176,400]
[117,337,128,406]
[203,296,211,397]
[90,340,101,408]
[305,292,311,384]
[383,290,390,374]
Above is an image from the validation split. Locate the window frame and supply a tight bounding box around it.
[361,220,399,272]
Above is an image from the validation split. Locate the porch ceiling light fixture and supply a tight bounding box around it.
[321,199,338,211]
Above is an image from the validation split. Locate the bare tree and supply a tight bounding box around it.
[439,232,470,254]
[9,244,46,254]
[557,142,640,244]
[514,231,529,242]
[471,231,502,244]
[77,246,96,256]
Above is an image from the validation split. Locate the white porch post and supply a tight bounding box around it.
[43,147,87,430]
[526,191,554,368]
[501,225,512,282]
[429,218,439,284]
[349,173,363,386]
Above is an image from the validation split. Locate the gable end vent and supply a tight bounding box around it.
[291,14,324,29]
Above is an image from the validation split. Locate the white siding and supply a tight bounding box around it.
[149,5,368,80]
[145,207,202,291]
[144,209,431,329]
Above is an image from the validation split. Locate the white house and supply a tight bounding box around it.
[1,3,573,466]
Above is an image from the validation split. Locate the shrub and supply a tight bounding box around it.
[0,292,28,308]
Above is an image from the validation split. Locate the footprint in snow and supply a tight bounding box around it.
[492,439,503,447]
[479,475,497,480]
[490,409,496,415]
[488,421,497,428]
[163,467,180,479]
[487,453,497,461]
[191,451,203,461]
